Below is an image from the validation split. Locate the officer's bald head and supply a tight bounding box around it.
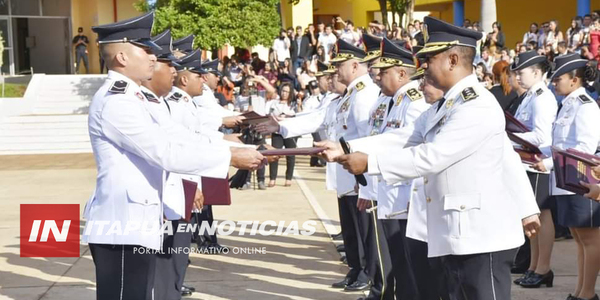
[99,43,157,84]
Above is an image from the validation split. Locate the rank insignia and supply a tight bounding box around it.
[142,91,160,104]
[108,80,128,94]
[168,92,182,102]
[461,87,478,102]
[445,98,454,109]
[536,88,544,96]
[578,94,593,104]
[355,82,365,91]
[406,88,423,101]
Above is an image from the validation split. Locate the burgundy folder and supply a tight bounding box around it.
[182,179,198,222]
[551,147,600,194]
[505,112,530,133]
[240,111,271,125]
[259,147,327,156]
[507,132,546,165]
[201,177,231,205]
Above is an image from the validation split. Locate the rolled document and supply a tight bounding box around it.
[385,209,408,219]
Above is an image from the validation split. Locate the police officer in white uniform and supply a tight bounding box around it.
[532,54,600,300]
[84,13,264,300]
[301,61,334,167]
[510,50,558,288]
[317,16,541,300]
[360,37,433,300]
[256,40,379,290]
[139,29,199,299]
[328,39,381,291]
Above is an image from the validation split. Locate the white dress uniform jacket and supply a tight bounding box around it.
[513,81,558,158]
[349,75,540,257]
[141,86,195,221]
[167,87,223,140]
[277,94,340,190]
[281,74,379,196]
[542,87,600,195]
[361,81,431,230]
[83,71,230,250]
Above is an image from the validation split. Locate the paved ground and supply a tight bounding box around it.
[0,154,598,300]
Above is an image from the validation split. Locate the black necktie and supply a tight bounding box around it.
[388,97,395,114]
[436,97,446,112]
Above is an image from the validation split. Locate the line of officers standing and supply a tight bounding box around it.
[82,11,273,300]
[258,16,545,300]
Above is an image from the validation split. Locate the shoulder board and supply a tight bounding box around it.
[141,91,160,104]
[406,88,423,102]
[108,80,128,94]
[536,88,544,96]
[461,87,479,102]
[578,94,593,104]
[167,92,182,102]
[355,81,365,91]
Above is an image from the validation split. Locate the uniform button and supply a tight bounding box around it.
[460,205,466,210]
[145,199,148,204]
[413,188,418,192]
[424,178,428,184]
[426,197,431,203]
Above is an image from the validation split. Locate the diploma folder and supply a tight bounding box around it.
[259,147,326,156]
[201,177,232,206]
[240,111,270,125]
[182,179,198,223]
[507,132,546,165]
[552,147,600,194]
[505,112,530,133]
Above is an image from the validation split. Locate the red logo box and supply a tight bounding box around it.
[20,204,80,257]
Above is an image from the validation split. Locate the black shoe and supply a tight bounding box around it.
[181,285,193,297]
[344,281,370,292]
[566,295,576,300]
[183,285,195,292]
[513,270,534,285]
[520,270,554,288]
[331,232,342,239]
[336,244,345,252]
[331,277,351,289]
[333,234,343,241]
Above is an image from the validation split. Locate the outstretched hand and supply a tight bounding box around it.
[314,140,344,162]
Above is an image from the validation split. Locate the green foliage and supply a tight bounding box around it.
[137,0,281,50]
[1,83,28,98]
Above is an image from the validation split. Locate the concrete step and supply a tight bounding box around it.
[3,114,88,123]
[0,134,89,143]
[0,128,87,137]
[0,143,91,155]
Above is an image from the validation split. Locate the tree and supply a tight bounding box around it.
[135,0,281,50]
[388,0,412,27]
[376,0,389,29]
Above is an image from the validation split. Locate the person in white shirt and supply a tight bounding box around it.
[317,25,337,63]
[265,82,298,187]
[335,17,360,47]
[272,29,291,64]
